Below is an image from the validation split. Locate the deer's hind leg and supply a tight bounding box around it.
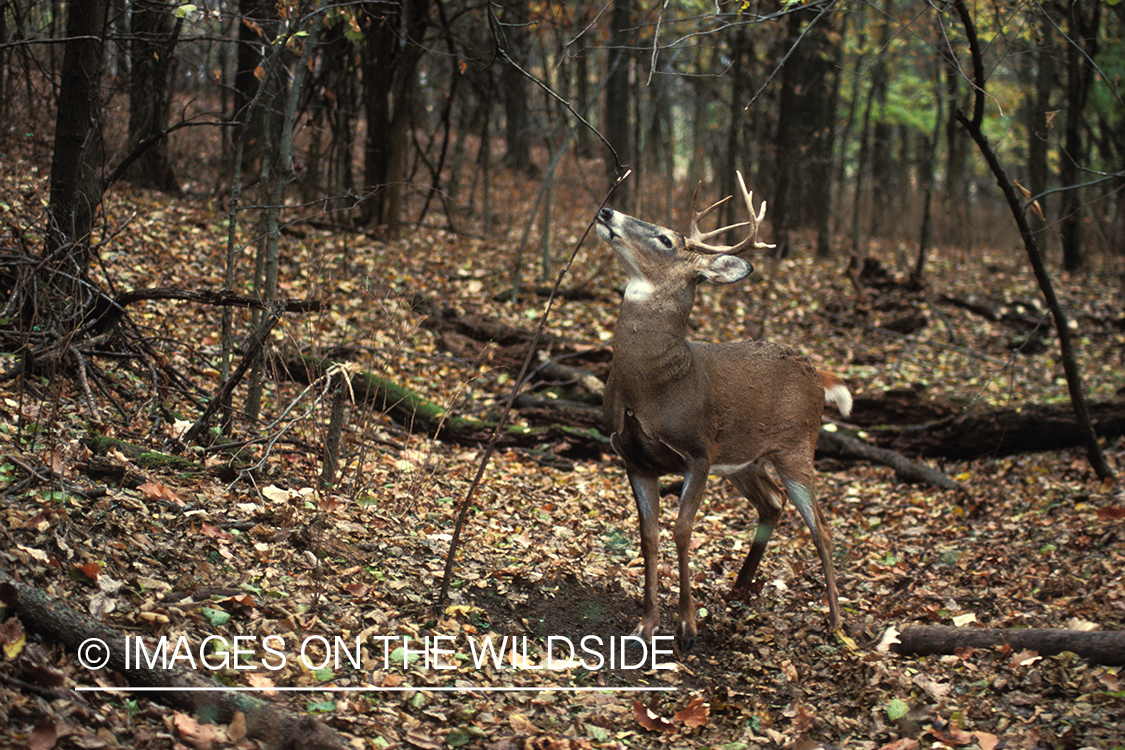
[726,462,786,602]
[773,450,841,631]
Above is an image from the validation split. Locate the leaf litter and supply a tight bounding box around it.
[0,152,1123,748]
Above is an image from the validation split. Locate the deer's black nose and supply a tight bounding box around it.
[597,207,614,222]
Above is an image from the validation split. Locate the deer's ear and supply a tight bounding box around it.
[698,254,753,284]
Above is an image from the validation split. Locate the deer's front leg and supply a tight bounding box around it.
[672,459,711,651]
[628,471,663,641]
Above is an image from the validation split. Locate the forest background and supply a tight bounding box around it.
[1,0,1124,748]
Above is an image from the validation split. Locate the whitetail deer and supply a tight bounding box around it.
[596,173,851,650]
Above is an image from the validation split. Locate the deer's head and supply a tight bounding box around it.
[595,171,773,305]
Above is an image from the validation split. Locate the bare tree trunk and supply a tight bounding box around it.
[723,25,752,238]
[0,0,8,124]
[867,0,893,241]
[498,0,532,173]
[46,0,109,273]
[772,5,836,257]
[358,0,429,235]
[125,0,179,192]
[245,9,321,421]
[573,28,593,158]
[850,69,873,256]
[603,0,631,208]
[943,66,971,247]
[1059,0,1100,273]
[914,53,944,281]
[1026,12,1054,262]
[232,0,269,175]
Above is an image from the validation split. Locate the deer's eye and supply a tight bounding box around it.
[658,235,673,249]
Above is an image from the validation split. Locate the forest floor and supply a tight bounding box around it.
[1,147,1125,750]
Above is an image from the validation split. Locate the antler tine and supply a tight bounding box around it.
[685,171,775,255]
[687,182,734,243]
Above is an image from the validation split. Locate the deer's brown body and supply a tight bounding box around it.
[596,175,850,650]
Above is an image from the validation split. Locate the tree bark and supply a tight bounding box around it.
[818,430,961,490]
[867,0,894,241]
[773,4,836,257]
[1025,11,1054,261]
[232,0,269,174]
[914,52,944,281]
[275,353,605,454]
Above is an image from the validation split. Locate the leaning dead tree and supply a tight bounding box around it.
[950,0,1112,481]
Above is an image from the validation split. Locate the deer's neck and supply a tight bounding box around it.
[611,296,696,382]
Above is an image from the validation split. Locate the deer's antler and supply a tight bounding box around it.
[685,171,775,255]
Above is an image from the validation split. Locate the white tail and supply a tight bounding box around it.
[596,173,850,650]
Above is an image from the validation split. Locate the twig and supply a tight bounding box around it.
[437,171,632,606]
[182,303,283,444]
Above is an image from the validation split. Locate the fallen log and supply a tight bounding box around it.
[411,293,611,382]
[274,353,607,453]
[0,575,351,750]
[876,400,1125,459]
[884,624,1125,666]
[817,430,961,490]
[275,353,960,487]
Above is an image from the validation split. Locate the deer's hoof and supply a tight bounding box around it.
[676,621,697,652]
[725,579,764,602]
[630,620,660,642]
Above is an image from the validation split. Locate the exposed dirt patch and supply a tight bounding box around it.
[467,571,846,692]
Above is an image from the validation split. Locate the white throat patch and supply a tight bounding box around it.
[624,277,655,302]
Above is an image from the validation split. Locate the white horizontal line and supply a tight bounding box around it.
[76,685,677,693]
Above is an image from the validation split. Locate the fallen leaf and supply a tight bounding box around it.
[911,672,951,700]
[200,522,232,541]
[930,724,974,746]
[633,699,677,733]
[973,731,1001,750]
[138,481,181,504]
[262,485,290,503]
[246,672,275,692]
[876,626,901,654]
[509,713,539,735]
[1012,649,1042,666]
[71,562,100,583]
[404,728,443,749]
[0,617,26,658]
[673,696,710,728]
[28,720,59,750]
[226,711,247,743]
[878,740,919,750]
